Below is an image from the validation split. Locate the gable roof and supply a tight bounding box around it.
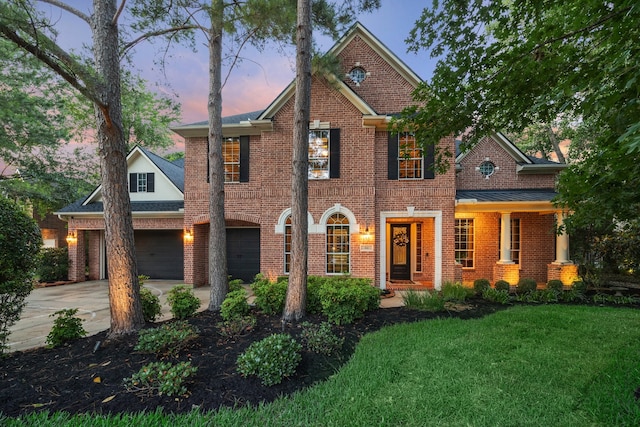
[55,146,185,218]
[456,132,567,174]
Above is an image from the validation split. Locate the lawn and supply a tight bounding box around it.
[4,304,640,426]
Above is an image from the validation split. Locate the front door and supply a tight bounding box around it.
[390,224,411,280]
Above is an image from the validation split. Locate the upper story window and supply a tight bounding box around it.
[348,67,367,85]
[477,159,498,179]
[223,137,240,183]
[129,172,154,193]
[388,132,434,180]
[207,136,250,183]
[398,132,423,179]
[455,218,474,268]
[308,129,340,179]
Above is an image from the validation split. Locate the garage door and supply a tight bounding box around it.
[134,230,184,280]
[227,228,260,283]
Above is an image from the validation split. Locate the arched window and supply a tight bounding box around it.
[284,215,292,273]
[326,213,350,274]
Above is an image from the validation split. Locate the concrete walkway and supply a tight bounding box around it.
[7,280,405,353]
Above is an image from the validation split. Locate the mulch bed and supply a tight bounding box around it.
[0,300,510,418]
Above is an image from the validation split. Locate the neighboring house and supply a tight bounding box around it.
[171,22,578,289]
[56,146,185,281]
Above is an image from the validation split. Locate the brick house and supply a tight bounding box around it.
[56,146,185,281]
[172,22,578,289]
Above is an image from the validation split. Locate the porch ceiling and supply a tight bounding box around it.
[455,189,558,213]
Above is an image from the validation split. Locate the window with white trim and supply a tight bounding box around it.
[416,223,423,272]
[398,132,423,179]
[308,130,330,179]
[223,137,240,183]
[499,218,521,264]
[284,215,292,274]
[129,172,154,193]
[326,213,350,274]
[455,218,474,268]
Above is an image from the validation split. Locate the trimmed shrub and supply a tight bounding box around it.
[46,308,86,348]
[251,276,288,315]
[473,278,491,295]
[237,333,302,386]
[317,278,379,324]
[220,289,250,321]
[516,278,538,294]
[0,197,41,353]
[572,280,588,294]
[546,279,564,293]
[167,285,201,319]
[135,321,199,357]
[36,247,68,282]
[494,280,511,292]
[124,361,197,397]
[140,287,161,322]
[306,277,323,314]
[300,321,344,356]
[228,278,243,293]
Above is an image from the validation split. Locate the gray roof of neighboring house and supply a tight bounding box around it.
[56,199,184,214]
[184,110,264,127]
[138,146,184,192]
[456,189,558,202]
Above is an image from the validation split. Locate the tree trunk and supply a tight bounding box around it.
[283,0,312,322]
[92,0,144,336]
[547,124,566,164]
[207,0,229,310]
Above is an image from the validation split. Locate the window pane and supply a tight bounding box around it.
[223,137,240,183]
[455,219,474,268]
[326,213,349,273]
[398,132,423,180]
[284,216,292,274]
[137,173,147,192]
[309,130,330,179]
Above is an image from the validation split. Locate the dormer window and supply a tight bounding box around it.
[129,172,154,193]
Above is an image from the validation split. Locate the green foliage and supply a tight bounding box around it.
[402,290,446,312]
[316,278,380,325]
[139,287,161,323]
[36,247,68,282]
[167,285,201,320]
[135,321,199,357]
[516,278,538,295]
[217,316,256,338]
[473,278,491,295]
[251,276,288,315]
[0,197,41,353]
[300,321,344,356]
[123,361,197,397]
[306,277,323,314]
[494,280,511,292]
[220,289,250,321]
[237,333,302,386]
[441,281,472,302]
[228,278,243,292]
[481,288,510,305]
[45,308,86,348]
[572,280,588,294]
[546,280,564,293]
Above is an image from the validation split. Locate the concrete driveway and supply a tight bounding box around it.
[7,280,211,353]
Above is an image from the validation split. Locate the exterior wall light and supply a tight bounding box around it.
[183,228,193,243]
[66,231,77,244]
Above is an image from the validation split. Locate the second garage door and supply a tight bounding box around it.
[226,228,260,283]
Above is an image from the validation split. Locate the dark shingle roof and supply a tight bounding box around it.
[456,189,558,202]
[57,200,184,214]
[183,110,264,127]
[138,146,184,192]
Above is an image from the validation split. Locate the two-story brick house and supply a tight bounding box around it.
[172,22,578,289]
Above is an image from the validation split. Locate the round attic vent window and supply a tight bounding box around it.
[478,160,496,177]
[348,67,366,85]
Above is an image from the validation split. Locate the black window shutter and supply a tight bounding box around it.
[147,172,155,192]
[329,129,340,178]
[388,132,398,180]
[423,144,435,179]
[239,135,250,182]
[129,173,137,192]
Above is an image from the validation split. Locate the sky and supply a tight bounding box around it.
[38,1,438,134]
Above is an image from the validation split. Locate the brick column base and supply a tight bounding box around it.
[493,263,520,285]
[547,263,579,285]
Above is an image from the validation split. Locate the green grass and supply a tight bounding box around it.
[4,305,640,426]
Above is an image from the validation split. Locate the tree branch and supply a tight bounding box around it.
[120,24,202,58]
[113,0,127,26]
[37,0,90,24]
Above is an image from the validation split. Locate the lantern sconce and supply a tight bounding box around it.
[66,230,77,244]
[360,224,374,242]
[183,228,193,243]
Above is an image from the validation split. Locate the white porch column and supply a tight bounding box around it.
[554,211,570,264]
[498,212,513,264]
